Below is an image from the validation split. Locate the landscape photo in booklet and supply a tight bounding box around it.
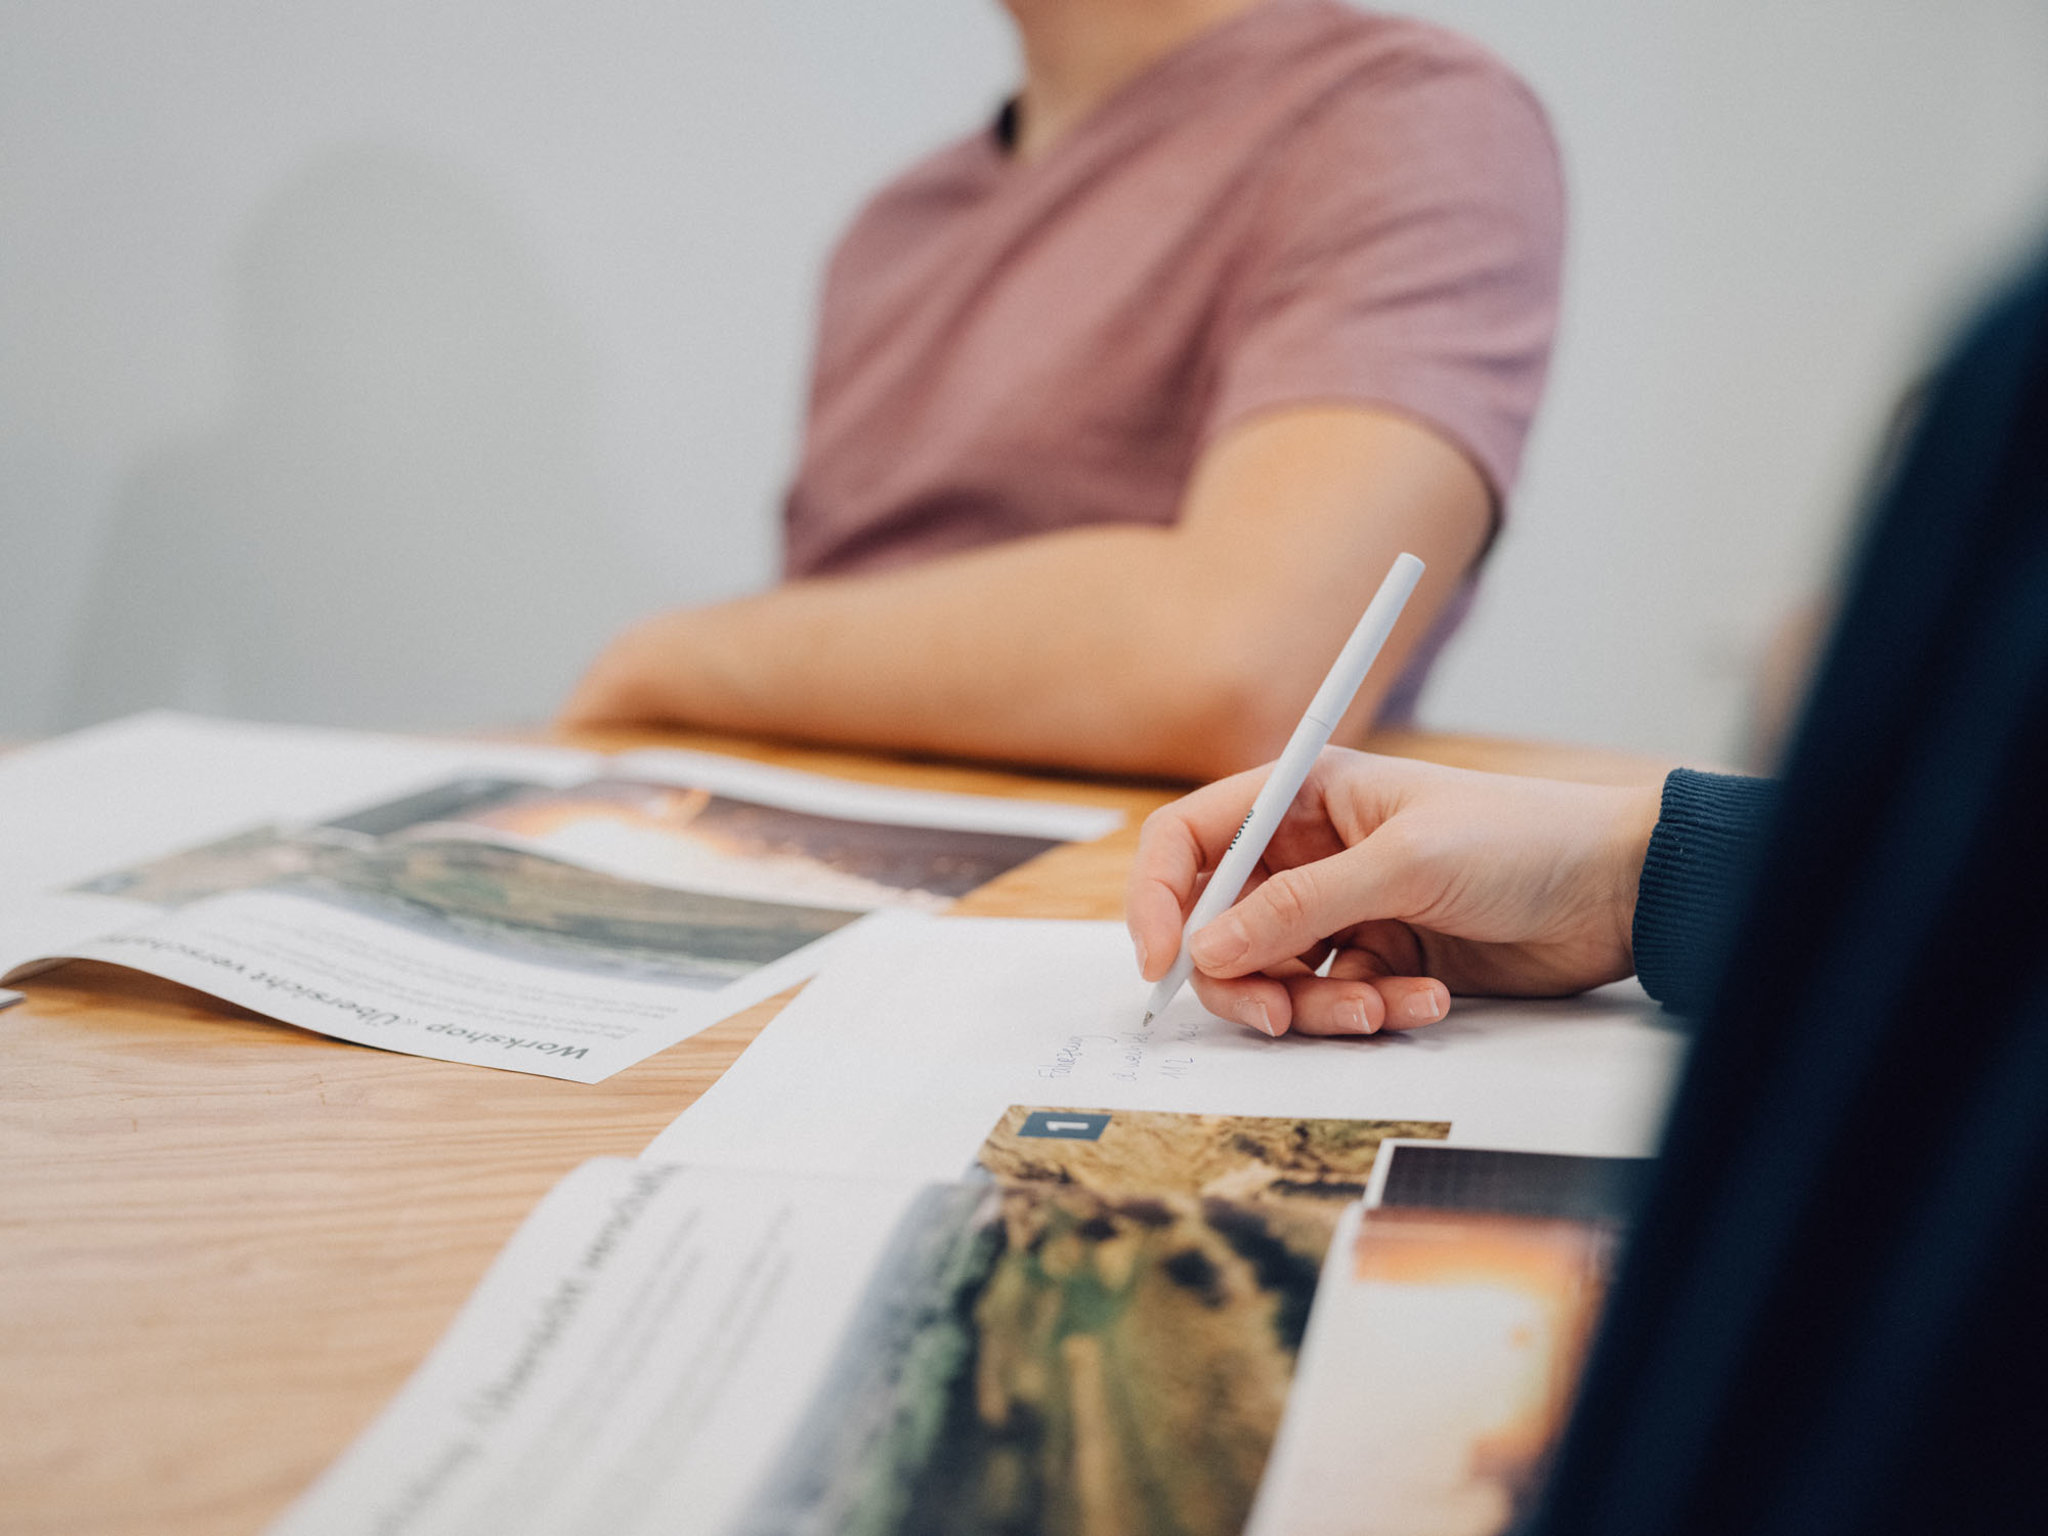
[735,1107,1449,1536]
[1248,1142,1650,1536]
[447,777,1067,913]
[68,774,1064,988]
[18,764,1105,1081]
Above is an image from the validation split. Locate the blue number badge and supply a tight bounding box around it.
[1017,1111,1111,1141]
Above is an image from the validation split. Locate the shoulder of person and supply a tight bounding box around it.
[807,121,1006,304]
[1276,5,1559,162]
[1236,6,1564,252]
[829,124,999,249]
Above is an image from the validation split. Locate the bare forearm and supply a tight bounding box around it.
[567,526,1299,779]
[564,408,1492,778]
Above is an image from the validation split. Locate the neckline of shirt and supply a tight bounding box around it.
[972,0,1327,180]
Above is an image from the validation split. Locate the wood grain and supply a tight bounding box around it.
[0,728,1173,1536]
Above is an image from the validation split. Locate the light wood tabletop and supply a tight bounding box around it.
[0,728,1176,1536]
[0,720,1674,1534]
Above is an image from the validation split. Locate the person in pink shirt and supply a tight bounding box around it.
[565,0,1564,780]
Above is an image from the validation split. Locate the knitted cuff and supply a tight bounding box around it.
[1633,769,1778,1016]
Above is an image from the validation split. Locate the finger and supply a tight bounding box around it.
[1293,938,1336,975]
[1125,768,1274,981]
[1370,974,1452,1031]
[1325,920,1426,982]
[1187,840,1418,980]
[1273,970,1451,1037]
[1279,975,1390,1037]
[1188,970,1296,1038]
[1321,947,1451,1030]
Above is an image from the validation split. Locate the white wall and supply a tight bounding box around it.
[5,2,2047,756]
[1404,0,2048,760]
[2,1,1014,732]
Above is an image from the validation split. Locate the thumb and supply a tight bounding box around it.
[1187,847,1405,978]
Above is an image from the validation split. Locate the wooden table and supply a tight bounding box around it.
[0,716,1678,1534]
[0,729,1176,1536]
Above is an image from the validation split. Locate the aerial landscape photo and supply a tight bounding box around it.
[62,767,1062,986]
[737,1109,1449,1536]
[449,777,1064,910]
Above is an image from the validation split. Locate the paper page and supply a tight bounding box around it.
[34,886,860,1082]
[647,915,1688,1173]
[0,714,595,973]
[375,769,1099,914]
[1246,1142,1637,1536]
[736,1110,1442,1536]
[0,712,596,899]
[268,1160,931,1536]
[3,716,1124,1079]
[280,1107,1450,1536]
[613,747,1123,842]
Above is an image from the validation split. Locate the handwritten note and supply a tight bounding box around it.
[648,915,1686,1181]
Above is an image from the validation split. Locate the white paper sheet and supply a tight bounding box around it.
[0,712,595,897]
[1,715,1125,1079]
[613,747,1123,842]
[0,713,601,1004]
[268,1159,929,1536]
[40,887,869,1083]
[647,914,1688,1173]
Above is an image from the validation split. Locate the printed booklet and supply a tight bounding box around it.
[271,915,1681,1535]
[270,1128,1645,1536]
[0,715,1118,1080]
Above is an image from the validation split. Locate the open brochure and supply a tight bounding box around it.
[271,1131,1648,1536]
[274,914,1678,1533]
[0,715,1119,1081]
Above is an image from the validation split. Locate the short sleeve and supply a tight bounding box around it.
[1204,40,1566,504]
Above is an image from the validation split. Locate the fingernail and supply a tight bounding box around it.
[1239,998,1275,1036]
[1190,918,1248,970]
[1338,999,1372,1035]
[1403,989,1444,1025]
[1131,933,1149,977]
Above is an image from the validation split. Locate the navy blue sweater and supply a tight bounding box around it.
[1529,239,2048,1534]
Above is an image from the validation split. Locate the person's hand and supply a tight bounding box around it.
[1125,749,1661,1037]
[558,611,690,729]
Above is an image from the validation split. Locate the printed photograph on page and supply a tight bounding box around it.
[1252,1143,1648,1536]
[64,773,1064,989]
[736,1107,1447,1536]
[433,777,1063,910]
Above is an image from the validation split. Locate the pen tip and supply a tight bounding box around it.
[1140,1010,1154,1025]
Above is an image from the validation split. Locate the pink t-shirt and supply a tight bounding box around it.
[782,0,1564,715]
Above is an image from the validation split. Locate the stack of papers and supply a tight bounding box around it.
[274,916,1685,1535]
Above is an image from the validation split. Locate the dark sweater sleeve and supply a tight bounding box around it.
[1632,769,1779,1016]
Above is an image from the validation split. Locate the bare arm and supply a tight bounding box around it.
[562,406,1491,781]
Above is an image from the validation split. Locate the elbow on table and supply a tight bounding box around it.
[558,614,680,728]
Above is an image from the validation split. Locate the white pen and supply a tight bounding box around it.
[1142,552,1426,1024]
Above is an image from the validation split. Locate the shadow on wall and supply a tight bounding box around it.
[64,145,649,732]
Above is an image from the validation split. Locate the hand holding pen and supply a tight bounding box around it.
[1133,553,1423,1027]
[1127,555,1660,1036]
